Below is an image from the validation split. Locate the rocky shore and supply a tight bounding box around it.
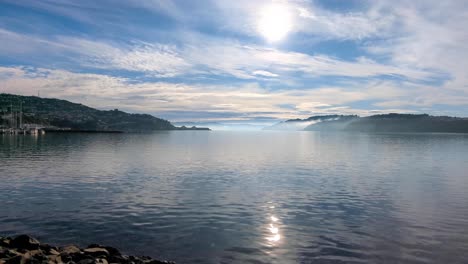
[0,235,174,264]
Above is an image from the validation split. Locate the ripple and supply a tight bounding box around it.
[1,132,468,263]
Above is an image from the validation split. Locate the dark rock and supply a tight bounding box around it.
[59,253,72,262]
[71,252,95,263]
[10,235,40,250]
[95,258,108,264]
[77,259,95,264]
[1,235,175,264]
[103,246,121,257]
[147,261,176,264]
[60,245,81,255]
[2,250,20,259]
[47,248,60,256]
[39,243,59,253]
[108,254,127,263]
[0,238,11,247]
[83,248,109,258]
[22,249,45,262]
[4,255,21,264]
[23,257,41,264]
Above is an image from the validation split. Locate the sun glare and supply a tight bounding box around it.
[257,4,293,42]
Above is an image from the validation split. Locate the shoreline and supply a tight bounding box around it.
[0,235,174,264]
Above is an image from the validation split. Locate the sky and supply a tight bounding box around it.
[1,0,468,128]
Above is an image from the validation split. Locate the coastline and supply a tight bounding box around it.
[0,235,174,264]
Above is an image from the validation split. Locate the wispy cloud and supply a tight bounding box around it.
[0,28,442,82]
[2,66,466,124]
[1,0,468,124]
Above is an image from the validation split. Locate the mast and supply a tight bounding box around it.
[10,102,13,128]
[19,101,23,129]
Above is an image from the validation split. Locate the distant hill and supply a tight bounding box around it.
[263,115,358,131]
[266,113,468,133]
[0,94,209,132]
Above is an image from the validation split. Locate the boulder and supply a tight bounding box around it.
[60,245,81,255]
[147,260,176,264]
[0,238,11,248]
[95,258,108,264]
[77,259,94,264]
[47,248,60,256]
[103,246,121,257]
[83,248,109,258]
[10,235,40,250]
[1,235,175,264]
[4,255,21,264]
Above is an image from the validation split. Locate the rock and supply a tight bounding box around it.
[1,235,175,264]
[95,258,108,264]
[23,250,47,263]
[0,249,10,259]
[47,248,60,256]
[107,254,126,263]
[60,245,81,255]
[83,248,109,258]
[103,246,121,257]
[1,249,21,259]
[0,238,11,247]
[39,244,59,253]
[69,252,93,263]
[22,249,42,258]
[77,259,94,264]
[47,254,60,263]
[10,235,40,250]
[59,253,72,263]
[4,255,21,264]
[147,261,176,264]
[24,256,42,264]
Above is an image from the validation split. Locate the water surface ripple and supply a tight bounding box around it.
[1,131,468,263]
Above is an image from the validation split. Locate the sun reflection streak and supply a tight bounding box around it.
[265,204,282,245]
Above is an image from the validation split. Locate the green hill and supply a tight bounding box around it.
[302,113,468,133]
[0,93,193,132]
[265,113,468,133]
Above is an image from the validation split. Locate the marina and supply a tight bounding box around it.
[0,128,46,135]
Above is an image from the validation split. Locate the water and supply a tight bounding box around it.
[1,131,468,263]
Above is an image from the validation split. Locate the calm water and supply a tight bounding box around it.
[1,131,468,263]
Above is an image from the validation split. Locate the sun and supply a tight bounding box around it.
[257,4,293,42]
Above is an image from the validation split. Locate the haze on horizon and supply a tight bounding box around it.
[1,0,468,128]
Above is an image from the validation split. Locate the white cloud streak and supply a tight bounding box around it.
[2,66,467,123]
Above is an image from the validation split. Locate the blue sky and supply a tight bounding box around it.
[1,0,468,127]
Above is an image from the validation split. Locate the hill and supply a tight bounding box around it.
[263,115,358,131]
[265,113,468,133]
[0,94,208,132]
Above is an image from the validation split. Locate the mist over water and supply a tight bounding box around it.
[1,131,468,263]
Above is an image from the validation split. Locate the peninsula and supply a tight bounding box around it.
[265,114,468,133]
[0,94,209,133]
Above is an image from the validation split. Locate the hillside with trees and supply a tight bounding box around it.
[0,94,208,132]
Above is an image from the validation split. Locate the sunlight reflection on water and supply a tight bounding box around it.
[265,203,282,245]
[1,132,468,263]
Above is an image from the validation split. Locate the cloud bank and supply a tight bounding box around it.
[0,0,467,125]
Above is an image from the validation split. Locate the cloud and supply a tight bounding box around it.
[252,70,278,78]
[363,1,468,92]
[0,28,441,82]
[212,0,395,41]
[1,0,468,124]
[2,66,467,124]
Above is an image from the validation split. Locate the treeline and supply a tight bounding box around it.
[0,94,179,131]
